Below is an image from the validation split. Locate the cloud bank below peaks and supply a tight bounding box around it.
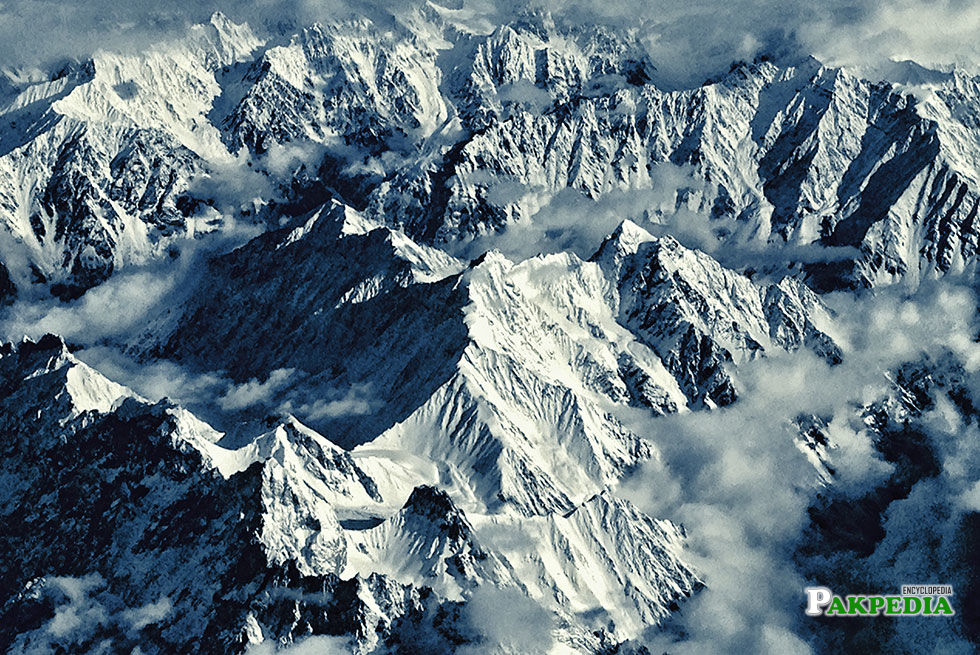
[615,278,980,654]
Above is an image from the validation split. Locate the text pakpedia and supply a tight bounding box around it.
[804,586,955,617]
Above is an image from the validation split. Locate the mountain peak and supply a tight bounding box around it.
[10,333,70,359]
[403,484,464,520]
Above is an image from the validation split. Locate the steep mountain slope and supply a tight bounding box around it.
[217,18,449,154]
[7,11,980,299]
[0,13,261,300]
[592,220,840,407]
[471,491,701,637]
[0,334,702,653]
[361,31,980,289]
[342,485,518,601]
[143,201,839,518]
[144,202,672,515]
[0,335,369,653]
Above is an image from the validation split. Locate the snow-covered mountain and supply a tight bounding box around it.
[137,202,840,518]
[0,334,700,653]
[0,14,262,300]
[6,10,980,301]
[2,6,979,655]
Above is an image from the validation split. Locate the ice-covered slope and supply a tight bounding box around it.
[0,334,458,653]
[218,18,449,154]
[143,200,839,520]
[593,220,841,407]
[343,487,701,644]
[362,31,980,289]
[343,485,517,600]
[473,491,701,637]
[0,334,703,653]
[146,202,674,514]
[0,13,262,300]
[5,11,980,300]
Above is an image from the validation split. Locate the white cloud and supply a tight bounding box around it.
[0,268,179,343]
[0,217,261,347]
[823,388,980,651]
[218,368,296,411]
[616,278,980,653]
[797,0,980,74]
[0,0,360,69]
[245,635,351,655]
[460,163,704,261]
[958,479,980,512]
[459,587,555,654]
[264,140,328,179]
[526,0,980,87]
[45,574,108,640]
[8,574,172,654]
[121,596,172,632]
[461,162,860,269]
[76,347,227,407]
[820,413,894,493]
[617,353,829,654]
[188,141,329,216]
[495,80,554,114]
[279,383,379,421]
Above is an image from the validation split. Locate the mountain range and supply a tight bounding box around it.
[1,6,978,654]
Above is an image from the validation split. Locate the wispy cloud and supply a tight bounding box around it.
[459,587,556,654]
[615,278,980,653]
[461,162,859,270]
[0,219,261,345]
[8,574,171,652]
[278,383,379,421]
[218,368,296,411]
[3,1,980,89]
[245,634,351,654]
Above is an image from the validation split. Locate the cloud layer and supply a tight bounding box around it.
[616,279,980,653]
[3,1,979,88]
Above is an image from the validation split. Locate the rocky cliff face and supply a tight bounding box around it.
[0,14,262,299]
[7,11,980,300]
[0,334,701,653]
